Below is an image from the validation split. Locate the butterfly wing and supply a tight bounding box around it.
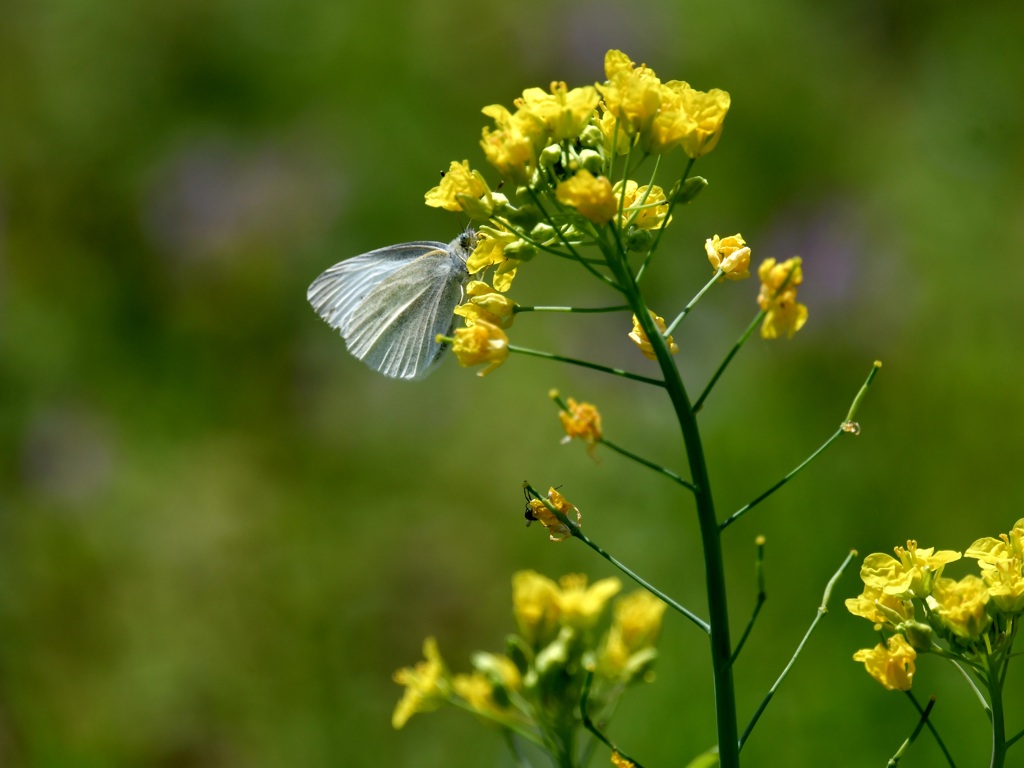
[343,249,468,380]
[306,241,448,336]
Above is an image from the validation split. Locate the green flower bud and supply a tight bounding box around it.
[672,176,708,204]
[577,148,604,174]
[625,226,653,253]
[505,204,542,230]
[539,144,563,170]
[579,124,605,148]
[530,222,557,243]
[504,239,538,262]
[899,621,934,652]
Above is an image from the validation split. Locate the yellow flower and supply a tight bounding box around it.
[424,160,489,212]
[596,50,663,137]
[844,582,914,630]
[466,226,520,292]
[757,257,808,339]
[597,105,632,155]
[449,320,509,376]
[556,573,622,631]
[558,397,603,458]
[966,518,1024,567]
[480,104,544,184]
[527,487,582,542]
[556,170,618,225]
[628,310,679,360]
[929,575,992,640]
[853,634,916,691]
[392,637,448,728]
[676,85,731,159]
[705,233,750,280]
[599,590,666,677]
[965,520,1024,613]
[452,672,499,714]
[517,81,600,141]
[454,281,517,329]
[611,752,636,768]
[512,570,561,647]
[860,540,962,599]
[615,180,671,231]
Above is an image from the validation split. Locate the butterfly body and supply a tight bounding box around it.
[307,230,476,380]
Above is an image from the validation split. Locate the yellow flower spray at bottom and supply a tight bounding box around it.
[392,569,665,768]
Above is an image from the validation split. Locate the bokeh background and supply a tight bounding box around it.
[2,0,1023,765]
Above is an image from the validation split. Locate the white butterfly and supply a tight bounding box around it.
[307,230,477,380]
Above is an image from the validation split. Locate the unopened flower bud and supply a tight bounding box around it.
[900,621,934,652]
[579,124,605,148]
[625,227,653,253]
[672,176,708,204]
[504,239,537,261]
[539,144,563,170]
[578,149,604,174]
[530,222,557,243]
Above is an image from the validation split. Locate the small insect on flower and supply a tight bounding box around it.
[307,229,478,380]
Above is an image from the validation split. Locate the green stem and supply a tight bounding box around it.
[572,525,709,633]
[507,344,665,387]
[599,437,697,492]
[636,157,694,283]
[693,310,764,413]
[601,238,741,768]
[906,692,958,768]
[448,697,544,747]
[664,269,724,337]
[988,655,1007,768]
[547,391,694,490]
[730,537,767,665]
[502,729,534,768]
[738,551,856,750]
[580,671,645,768]
[719,361,882,531]
[720,428,843,532]
[524,484,709,633]
[514,305,631,314]
[887,696,937,766]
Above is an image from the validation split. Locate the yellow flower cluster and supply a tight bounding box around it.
[597,50,730,158]
[757,257,808,339]
[847,520,1024,692]
[392,570,666,745]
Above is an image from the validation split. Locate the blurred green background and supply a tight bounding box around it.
[2,0,1023,765]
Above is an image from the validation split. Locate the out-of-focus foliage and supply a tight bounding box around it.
[1,1,1022,766]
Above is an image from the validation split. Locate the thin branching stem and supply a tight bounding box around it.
[636,157,695,283]
[507,344,665,387]
[599,437,697,492]
[720,361,882,531]
[887,696,937,766]
[906,692,958,768]
[580,671,645,768]
[720,428,843,532]
[514,304,631,314]
[524,485,710,633]
[738,550,857,750]
[665,269,725,337]
[694,310,763,413]
[730,538,767,665]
